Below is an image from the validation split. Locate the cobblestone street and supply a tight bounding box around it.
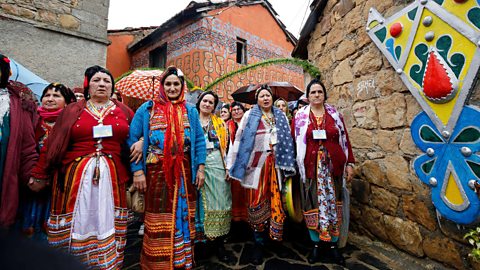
[123,218,451,270]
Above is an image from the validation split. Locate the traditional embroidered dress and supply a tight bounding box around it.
[21,107,62,241]
[226,119,248,222]
[293,104,354,242]
[31,100,133,269]
[128,70,206,270]
[196,115,231,240]
[227,105,295,241]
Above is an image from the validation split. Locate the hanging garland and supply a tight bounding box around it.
[204,57,321,90]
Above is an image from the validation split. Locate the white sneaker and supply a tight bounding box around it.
[138,224,145,236]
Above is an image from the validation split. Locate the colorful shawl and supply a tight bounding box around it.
[211,114,227,158]
[295,104,349,183]
[151,67,188,190]
[228,105,295,189]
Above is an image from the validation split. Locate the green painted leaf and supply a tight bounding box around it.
[409,44,429,87]
[375,27,387,43]
[395,46,402,61]
[422,159,435,174]
[467,161,480,178]
[408,7,418,21]
[454,127,480,143]
[436,35,465,78]
[468,8,480,30]
[420,126,443,142]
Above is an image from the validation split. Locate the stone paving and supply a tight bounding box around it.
[123,217,452,270]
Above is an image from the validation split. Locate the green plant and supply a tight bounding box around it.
[204,57,321,91]
[465,227,480,261]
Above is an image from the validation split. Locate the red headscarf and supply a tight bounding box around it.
[152,66,188,188]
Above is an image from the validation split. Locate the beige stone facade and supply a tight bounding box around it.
[0,0,110,87]
[295,0,480,269]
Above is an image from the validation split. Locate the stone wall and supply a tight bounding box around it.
[307,0,479,269]
[0,0,109,87]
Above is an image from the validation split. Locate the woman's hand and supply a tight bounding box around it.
[28,177,49,192]
[346,165,354,183]
[130,138,144,164]
[225,170,230,182]
[195,165,205,189]
[133,171,147,193]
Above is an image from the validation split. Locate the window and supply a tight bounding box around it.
[236,37,247,65]
[149,44,167,68]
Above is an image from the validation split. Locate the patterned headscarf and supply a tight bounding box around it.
[152,66,188,188]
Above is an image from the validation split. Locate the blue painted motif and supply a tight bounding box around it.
[411,106,480,224]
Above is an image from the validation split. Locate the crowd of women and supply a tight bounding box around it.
[0,53,355,270]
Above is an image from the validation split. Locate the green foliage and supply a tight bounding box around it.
[464,227,480,261]
[204,57,321,90]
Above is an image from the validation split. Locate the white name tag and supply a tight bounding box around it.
[206,141,214,150]
[93,124,113,138]
[313,129,327,140]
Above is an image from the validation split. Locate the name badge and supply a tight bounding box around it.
[313,129,327,140]
[206,141,214,150]
[93,124,113,139]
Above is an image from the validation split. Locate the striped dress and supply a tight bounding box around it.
[47,104,130,269]
[195,115,231,240]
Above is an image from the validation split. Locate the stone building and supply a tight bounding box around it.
[107,0,304,102]
[0,0,110,87]
[293,0,480,269]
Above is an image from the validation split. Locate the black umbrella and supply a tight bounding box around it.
[231,81,304,105]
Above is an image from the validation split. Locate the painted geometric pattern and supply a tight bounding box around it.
[367,0,480,134]
[411,106,480,224]
[367,0,480,224]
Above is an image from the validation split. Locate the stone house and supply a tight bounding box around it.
[0,0,110,87]
[293,0,480,269]
[107,0,304,101]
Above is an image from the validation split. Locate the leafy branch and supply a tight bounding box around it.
[465,227,480,261]
[204,57,321,90]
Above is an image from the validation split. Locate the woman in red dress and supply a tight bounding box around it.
[31,65,134,269]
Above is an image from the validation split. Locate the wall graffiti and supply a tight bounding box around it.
[367,0,480,224]
[167,50,304,101]
[132,17,305,102]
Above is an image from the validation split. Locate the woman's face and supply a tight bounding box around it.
[231,105,244,122]
[75,92,85,101]
[276,100,287,113]
[308,84,325,106]
[220,108,230,121]
[164,74,183,100]
[89,72,112,100]
[199,94,215,114]
[42,89,66,111]
[257,89,273,111]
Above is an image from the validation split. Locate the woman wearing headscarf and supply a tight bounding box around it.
[0,54,38,228]
[293,79,354,266]
[225,101,248,223]
[128,66,206,270]
[274,98,292,121]
[195,91,232,262]
[30,65,134,269]
[227,85,296,265]
[22,83,76,241]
